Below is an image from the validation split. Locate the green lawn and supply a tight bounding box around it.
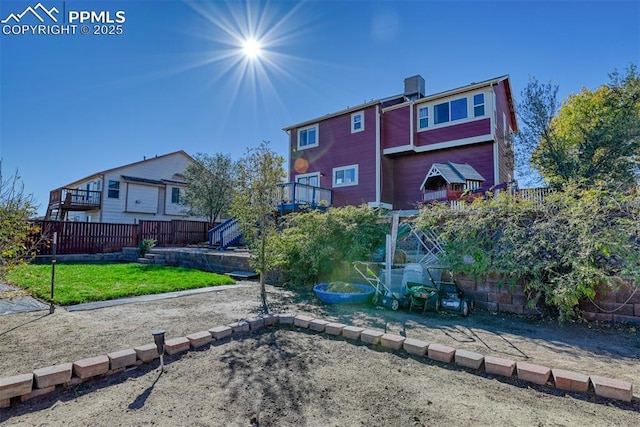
[6,263,236,305]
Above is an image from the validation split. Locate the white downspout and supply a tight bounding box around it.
[409,102,414,149]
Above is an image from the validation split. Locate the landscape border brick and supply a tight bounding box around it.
[341,326,365,340]
[484,356,516,377]
[552,369,590,393]
[590,375,633,402]
[186,331,213,349]
[380,334,405,351]
[0,373,33,401]
[107,349,137,371]
[209,325,232,340]
[454,349,484,370]
[134,343,159,363]
[403,338,429,357]
[0,312,636,409]
[360,329,384,345]
[309,319,330,332]
[164,337,190,355]
[33,363,72,389]
[324,322,346,336]
[427,343,456,363]
[294,315,314,328]
[517,362,551,385]
[73,355,109,380]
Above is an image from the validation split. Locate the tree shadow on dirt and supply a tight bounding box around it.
[266,285,640,364]
[0,363,158,423]
[215,330,315,426]
[0,312,50,338]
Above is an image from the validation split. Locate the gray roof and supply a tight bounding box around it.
[421,162,485,188]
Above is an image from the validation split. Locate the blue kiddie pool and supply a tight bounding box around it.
[313,282,375,305]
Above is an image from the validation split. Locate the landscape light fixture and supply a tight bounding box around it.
[152,330,166,372]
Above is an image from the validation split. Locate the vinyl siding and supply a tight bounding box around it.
[390,142,495,210]
[415,118,491,147]
[289,107,378,206]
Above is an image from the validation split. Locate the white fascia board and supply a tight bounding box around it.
[382,134,493,156]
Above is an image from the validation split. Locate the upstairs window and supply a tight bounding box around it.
[333,164,358,187]
[298,125,318,149]
[171,187,181,204]
[433,97,469,125]
[434,102,449,125]
[107,180,120,199]
[450,98,467,121]
[418,106,428,129]
[351,111,364,133]
[473,93,485,117]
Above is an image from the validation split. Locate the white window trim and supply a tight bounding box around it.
[418,106,429,130]
[473,93,485,117]
[351,111,364,133]
[170,187,181,204]
[417,91,488,133]
[332,164,359,188]
[295,172,321,185]
[297,124,319,150]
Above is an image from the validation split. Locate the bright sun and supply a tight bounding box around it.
[242,38,262,59]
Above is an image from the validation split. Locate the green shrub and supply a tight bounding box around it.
[138,239,156,256]
[274,205,387,286]
[416,182,640,321]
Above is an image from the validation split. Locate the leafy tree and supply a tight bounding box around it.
[416,184,640,321]
[516,66,640,188]
[230,141,286,313]
[0,168,42,279]
[275,205,387,286]
[182,153,237,223]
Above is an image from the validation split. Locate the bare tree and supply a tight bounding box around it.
[0,166,43,278]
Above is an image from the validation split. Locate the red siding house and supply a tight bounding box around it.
[282,75,517,211]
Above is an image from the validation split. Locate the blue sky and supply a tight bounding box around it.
[1,0,638,215]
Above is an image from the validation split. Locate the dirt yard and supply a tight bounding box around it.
[1,282,639,426]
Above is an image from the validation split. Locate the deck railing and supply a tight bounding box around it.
[278,182,333,208]
[49,188,101,209]
[423,189,463,202]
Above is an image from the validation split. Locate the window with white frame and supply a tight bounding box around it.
[107,180,120,199]
[418,106,428,129]
[434,97,468,125]
[473,93,485,117]
[298,125,318,149]
[351,111,364,133]
[171,187,181,204]
[333,164,358,187]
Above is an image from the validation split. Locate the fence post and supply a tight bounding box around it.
[133,224,139,248]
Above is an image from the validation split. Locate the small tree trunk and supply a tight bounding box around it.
[260,271,268,314]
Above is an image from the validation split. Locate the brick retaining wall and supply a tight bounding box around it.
[455,273,640,323]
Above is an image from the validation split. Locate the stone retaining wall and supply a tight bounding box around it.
[1,313,635,410]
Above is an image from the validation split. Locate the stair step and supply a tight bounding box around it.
[137,258,156,264]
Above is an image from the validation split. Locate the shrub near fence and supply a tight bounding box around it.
[36,220,213,255]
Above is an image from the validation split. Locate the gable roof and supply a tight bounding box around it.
[61,150,195,188]
[420,162,485,189]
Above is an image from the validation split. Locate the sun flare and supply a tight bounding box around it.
[242,38,262,59]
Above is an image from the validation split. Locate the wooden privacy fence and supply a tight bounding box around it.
[36,220,213,255]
